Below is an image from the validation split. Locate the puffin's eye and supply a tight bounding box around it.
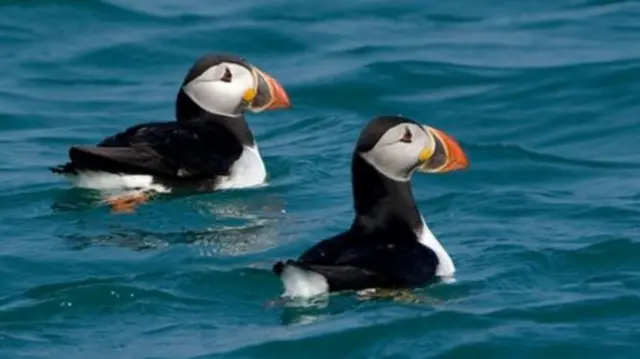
[221,67,232,83]
[400,128,412,143]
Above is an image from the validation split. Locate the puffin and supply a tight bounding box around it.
[272,115,469,298]
[50,54,291,212]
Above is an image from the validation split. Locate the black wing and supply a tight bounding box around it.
[53,121,244,180]
[295,229,439,291]
[297,231,354,265]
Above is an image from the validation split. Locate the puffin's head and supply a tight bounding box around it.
[355,115,469,181]
[177,54,290,120]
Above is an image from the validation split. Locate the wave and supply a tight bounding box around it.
[464,142,640,170]
[0,279,212,326]
[487,294,639,323]
[0,0,167,23]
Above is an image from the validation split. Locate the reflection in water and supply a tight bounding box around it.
[355,288,444,305]
[275,295,333,326]
[58,190,289,256]
[62,230,171,251]
[272,287,448,326]
[188,193,287,256]
[189,219,280,257]
[50,183,285,214]
[50,187,105,212]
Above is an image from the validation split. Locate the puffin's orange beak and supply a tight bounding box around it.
[260,71,290,110]
[249,67,291,112]
[417,126,469,173]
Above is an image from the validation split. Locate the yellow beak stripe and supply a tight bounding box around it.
[243,88,257,102]
[418,147,434,163]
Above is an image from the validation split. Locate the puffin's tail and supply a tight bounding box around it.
[272,260,329,298]
[49,162,77,175]
[49,146,127,175]
[49,146,89,175]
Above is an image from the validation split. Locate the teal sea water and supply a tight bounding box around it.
[1,0,640,358]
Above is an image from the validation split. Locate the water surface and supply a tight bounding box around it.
[1,0,639,358]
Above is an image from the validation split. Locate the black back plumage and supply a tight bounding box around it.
[55,116,249,183]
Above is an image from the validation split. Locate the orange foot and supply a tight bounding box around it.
[104,191,152,213]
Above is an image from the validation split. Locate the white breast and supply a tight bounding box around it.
[416,218,456,280]
[216,144,267,190]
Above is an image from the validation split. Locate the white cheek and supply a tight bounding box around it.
[183,80,242,117]
[361,144,417,182]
